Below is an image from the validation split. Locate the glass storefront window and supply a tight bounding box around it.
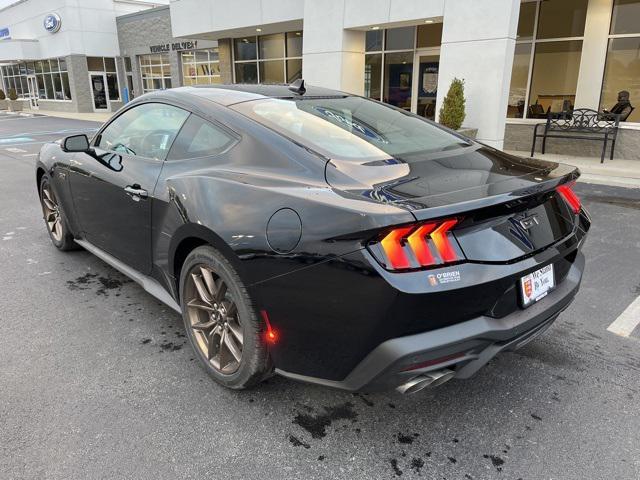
[600,37,640,122]
[259,33,285,59]
[104,57,117,72]
[610,0,640,34]
[86,57,119,100]
[416,23,443,48]
[139,53,171,92]
[286,58,302,83]
[43,74,54,99]
[233,31,302,84]
[517,1,537,40]
[507,43,532,118]
[286,31,303,57]
[508,0,590,119]
[235,62,258,83]
[87,57,104,71]
[234,37,257,61]
[385,26,415,51]
[259,60,285,84]
[363,23,441,119]
[536,0,588,39]
[383,51,413,110]
[365,30,383,52]
[182,48,221,85]
[364,53,382,100]
[1,57,71,101]
[528,40,583,116]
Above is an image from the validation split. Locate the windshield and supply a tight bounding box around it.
[232,96,471,162]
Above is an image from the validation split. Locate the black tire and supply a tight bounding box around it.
[39,175,78,251]
[179,245,271,389]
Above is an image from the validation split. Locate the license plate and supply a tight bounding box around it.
[520,264,555,308]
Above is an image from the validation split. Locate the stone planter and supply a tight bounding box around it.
[458,127,478,139]
[8,100,23,112]
[0,99,7,110]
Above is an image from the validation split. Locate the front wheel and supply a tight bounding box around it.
[39,175,77,251]
[179,245,271,389]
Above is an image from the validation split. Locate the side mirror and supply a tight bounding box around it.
[62,134,91,153]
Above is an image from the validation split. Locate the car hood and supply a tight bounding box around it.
[324,145,579,220]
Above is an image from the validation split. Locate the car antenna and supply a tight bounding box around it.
[288,78,306,95]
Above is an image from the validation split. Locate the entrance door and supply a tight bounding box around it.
[411,51,440,121]
[89,73,109,111]
[26,75,39,110]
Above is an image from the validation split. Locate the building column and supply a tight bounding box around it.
[575,0,613,110]
[301,0,365,94]
[67,54,93,113]
[218,39,233,84]
[437,0,521,149]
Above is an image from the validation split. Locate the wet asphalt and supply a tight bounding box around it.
[0,113,639,480]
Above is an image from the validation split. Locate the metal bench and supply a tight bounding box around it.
[531,108,621,163]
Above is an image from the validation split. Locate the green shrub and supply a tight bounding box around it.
[7,88,17,101]
[439,78,466,130]
[0,89,5,100]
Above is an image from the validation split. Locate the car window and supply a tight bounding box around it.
[96,103,189,160]
[232,96,472,162]
[167,114,236,160]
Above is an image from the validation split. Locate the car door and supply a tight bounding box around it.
[68,102,189,274]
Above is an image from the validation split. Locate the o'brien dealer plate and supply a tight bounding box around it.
[520,264,555,308]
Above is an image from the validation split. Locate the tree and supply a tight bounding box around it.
[439,78,466,130]
[0,89,5,101]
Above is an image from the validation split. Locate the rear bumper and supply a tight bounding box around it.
[276,250,584,392]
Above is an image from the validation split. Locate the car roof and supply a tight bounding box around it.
[169,84,348,106]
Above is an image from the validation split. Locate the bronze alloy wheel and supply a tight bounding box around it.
[41,184,63,242]
[185,265,244,374]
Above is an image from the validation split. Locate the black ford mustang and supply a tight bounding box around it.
[36,82,590,394]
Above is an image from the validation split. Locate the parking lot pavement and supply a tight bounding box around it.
[1,115,639,480]
[0,112,101,160]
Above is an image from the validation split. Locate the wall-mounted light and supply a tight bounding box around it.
[256,28,262,32]
[425,19,434,24]
[371,26,380,30]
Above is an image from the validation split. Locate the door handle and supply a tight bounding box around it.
[124,184,148,200]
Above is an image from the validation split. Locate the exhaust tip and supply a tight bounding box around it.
[426,369,456,387]
[396,369,455,395]
[396,375,435,395]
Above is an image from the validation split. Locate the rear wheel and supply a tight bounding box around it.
[180,245,271,389]
[39,175,77,251]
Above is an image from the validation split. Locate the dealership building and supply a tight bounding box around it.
[0,0,639,154]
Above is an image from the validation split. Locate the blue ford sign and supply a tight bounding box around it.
[0,27,10,40]
[43,13,61,33]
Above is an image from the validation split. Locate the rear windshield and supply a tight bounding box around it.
[232,96,471,162]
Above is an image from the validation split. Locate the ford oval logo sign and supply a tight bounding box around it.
[43,13,61,33]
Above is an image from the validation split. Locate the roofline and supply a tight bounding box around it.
[115,3,169,22]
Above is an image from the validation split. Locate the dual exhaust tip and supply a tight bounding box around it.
[396,369,455,395]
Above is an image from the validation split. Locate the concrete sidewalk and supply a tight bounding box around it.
[508,151,640,189]
[31,109,112,123]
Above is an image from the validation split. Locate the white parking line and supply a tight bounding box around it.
[5,147,27,153]
[607,296,640,337]
[3,128,98,138]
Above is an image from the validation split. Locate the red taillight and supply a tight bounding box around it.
[380,226,414,269]
[557,183,581,214]
[374,218,464,271]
